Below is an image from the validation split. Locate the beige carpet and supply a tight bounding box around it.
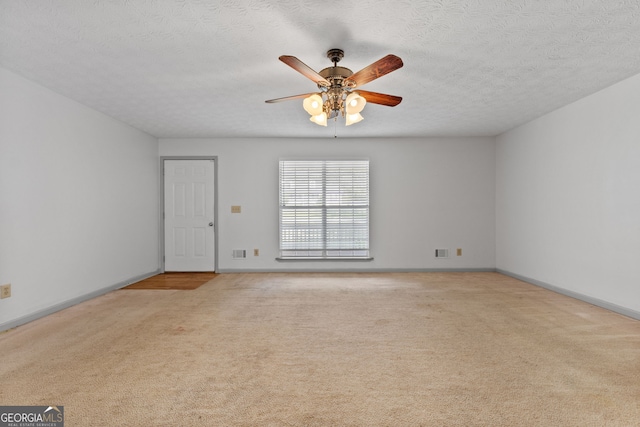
[0,272,639,426]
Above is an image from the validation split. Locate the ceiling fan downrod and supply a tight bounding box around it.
[327,48,344,66]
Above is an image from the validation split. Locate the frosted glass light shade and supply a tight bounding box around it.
[345,92,366,114]
[303,94,324,116]
[345,112,363,126]
[310,112,328,126]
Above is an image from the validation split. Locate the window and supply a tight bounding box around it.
[279,160,370,259]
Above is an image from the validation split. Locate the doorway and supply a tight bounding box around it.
[162,158,217,272]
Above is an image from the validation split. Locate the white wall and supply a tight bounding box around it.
[160,137,496,271]
[0,67,160,330]
[496,72,640,315]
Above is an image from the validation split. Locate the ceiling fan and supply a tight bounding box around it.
[265,49,403,126]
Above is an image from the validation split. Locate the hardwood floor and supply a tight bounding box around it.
[122,272,217,290]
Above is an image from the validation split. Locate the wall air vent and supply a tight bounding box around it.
[435,249,449,258]
[232,249,247,259]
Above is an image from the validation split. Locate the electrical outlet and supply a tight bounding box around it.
[0,284,11,299]
[231,205,241,214]
[457,248,462,256]
[254,249,259,256]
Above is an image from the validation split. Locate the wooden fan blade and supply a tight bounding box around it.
[279,56,330,86]
[357,90,402,107]
[346,54,403,87]
[265,93,317,103]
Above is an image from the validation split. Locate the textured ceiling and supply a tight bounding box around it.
[2,0,640,139]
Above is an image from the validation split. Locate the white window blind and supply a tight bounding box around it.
[279,160,370,258]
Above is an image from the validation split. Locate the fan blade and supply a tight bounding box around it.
[265,93,318,103]
[357,90,402,107]
[279,56,330,86]
[346,54,403,87]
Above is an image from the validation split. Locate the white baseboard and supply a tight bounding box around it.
[0,269,161,333]
[5,268,634,333]
[217,268,497,273]
[497,269,640,321]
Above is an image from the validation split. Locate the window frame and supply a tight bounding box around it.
[277,159,372,261]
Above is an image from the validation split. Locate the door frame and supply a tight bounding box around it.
[160,156,218,273]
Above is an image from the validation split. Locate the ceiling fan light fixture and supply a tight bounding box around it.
[345,112,364,126]
[310,112,328,126]
[345,92,366,114]
[303,94,324,116]
[266,50,403,129]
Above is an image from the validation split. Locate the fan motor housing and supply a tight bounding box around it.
[318,66,354,90]
[319,66,353,79]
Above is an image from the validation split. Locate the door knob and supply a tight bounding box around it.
[209,222,214,227]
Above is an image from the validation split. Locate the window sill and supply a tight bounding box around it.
[276,257,374,261]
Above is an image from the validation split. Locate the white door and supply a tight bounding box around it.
[164,159,216,271]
